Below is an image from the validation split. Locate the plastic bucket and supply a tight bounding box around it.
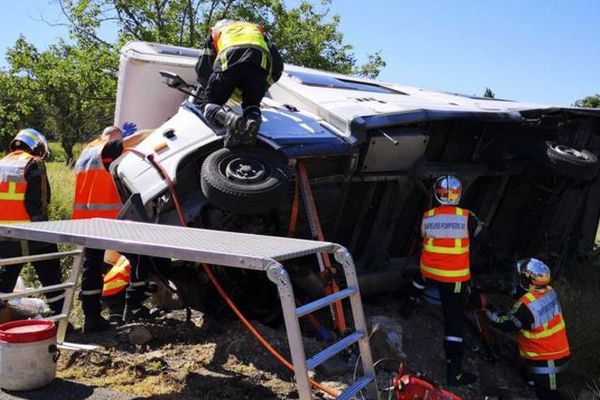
[0,320,60,391]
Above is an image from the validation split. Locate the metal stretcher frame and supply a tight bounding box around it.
[0,219,378,400]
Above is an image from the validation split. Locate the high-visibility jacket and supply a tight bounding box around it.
[517,287,570,361]
[0,151,36,224]
[420,206,470,283]
[211,21,271,71]
[72,138,122,219]
[102,255,131,297]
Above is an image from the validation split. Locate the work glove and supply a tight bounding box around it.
[122,122,138,137]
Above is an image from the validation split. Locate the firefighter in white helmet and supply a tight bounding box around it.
[486,258,570,399]
[0,129,66,315]
[403,175,483,386]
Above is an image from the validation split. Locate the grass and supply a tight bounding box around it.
[47,161,75,220]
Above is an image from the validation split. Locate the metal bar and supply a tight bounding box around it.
[266,263,312,400]
[0,250,82,266]
[337,376,374,400]
[297,160,347,333]
[334,246,379,399]
[306,331,364,370]
[0,283,75,300]
[57,249,85,344]
[58,342,99,351]
[296,287,357,318]
[47,313,68,321]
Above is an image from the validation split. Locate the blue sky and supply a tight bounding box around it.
[1,0,599,106]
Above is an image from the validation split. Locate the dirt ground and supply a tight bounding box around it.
[53,290,557,400]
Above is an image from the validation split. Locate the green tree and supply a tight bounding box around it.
[6,35,117,162]
[0,69,46,153]
[57,0,385,76]
[574,94,600,108]
[483,87,495,98]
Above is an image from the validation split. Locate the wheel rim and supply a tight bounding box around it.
[553,144,591,161]
[222,156,268,184]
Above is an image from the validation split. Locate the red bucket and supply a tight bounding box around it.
[0,320,56,343]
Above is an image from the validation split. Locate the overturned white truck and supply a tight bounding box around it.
[112,41,600,322]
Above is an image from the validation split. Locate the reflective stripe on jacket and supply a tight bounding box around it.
[211,21,270,71]
[517,287,570,361]
[0,151,35,224]
[102,255,131,297]
[72,138,121,219]
[420,206,470,283]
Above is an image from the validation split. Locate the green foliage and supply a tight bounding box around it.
[6,35,118,163]
[57,0,385,76]
[0,60,46,151]
[1,0,387,160]
[574,94,600,108]
[483,87,495,98]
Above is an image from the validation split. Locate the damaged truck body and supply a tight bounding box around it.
[111,41,600,322]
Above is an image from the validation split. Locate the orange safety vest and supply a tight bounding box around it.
[420,206,471,283]
[0,151,36,224]
[102,255,131,297]
[517,287,570,361]
[72,138,122,219]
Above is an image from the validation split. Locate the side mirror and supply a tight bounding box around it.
[160,70,188,89]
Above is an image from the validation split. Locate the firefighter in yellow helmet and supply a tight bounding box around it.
[403,175,484,386]
[486,258,570,399]
[195,19,284,147]
[0,129,66,315]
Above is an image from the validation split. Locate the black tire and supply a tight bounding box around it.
[534,141,599,181]
[200,147,290,214]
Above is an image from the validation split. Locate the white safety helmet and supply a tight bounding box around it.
[9,128,49,159]
[517,258,551,291]
[433,175,462,205]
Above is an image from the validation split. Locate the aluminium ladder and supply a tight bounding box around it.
[0,248,93,350]
[0,219,379,400]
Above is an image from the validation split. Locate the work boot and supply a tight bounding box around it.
[122,304,154,322]
[446,358,477,386]
[215,109,245,147]
[83,316,113,334]
[241,109,262,145]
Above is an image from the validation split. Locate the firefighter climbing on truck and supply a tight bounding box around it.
[195,18,283,147]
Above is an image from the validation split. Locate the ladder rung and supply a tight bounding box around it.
[59,342,99,351]
[306,331,364,370]
[0,282,75,300]
[336,376,374,400]
[47,313,69,321]
[0,250,82,267]
[296,287,357,318]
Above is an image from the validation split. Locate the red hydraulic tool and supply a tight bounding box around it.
[393,363,462,400]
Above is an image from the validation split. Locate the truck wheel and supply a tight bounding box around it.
[534,141,599,181]
[201,147,290,214]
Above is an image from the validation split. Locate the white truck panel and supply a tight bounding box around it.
[114,42,199,130]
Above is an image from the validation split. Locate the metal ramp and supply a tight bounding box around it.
[0,219,379,400]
